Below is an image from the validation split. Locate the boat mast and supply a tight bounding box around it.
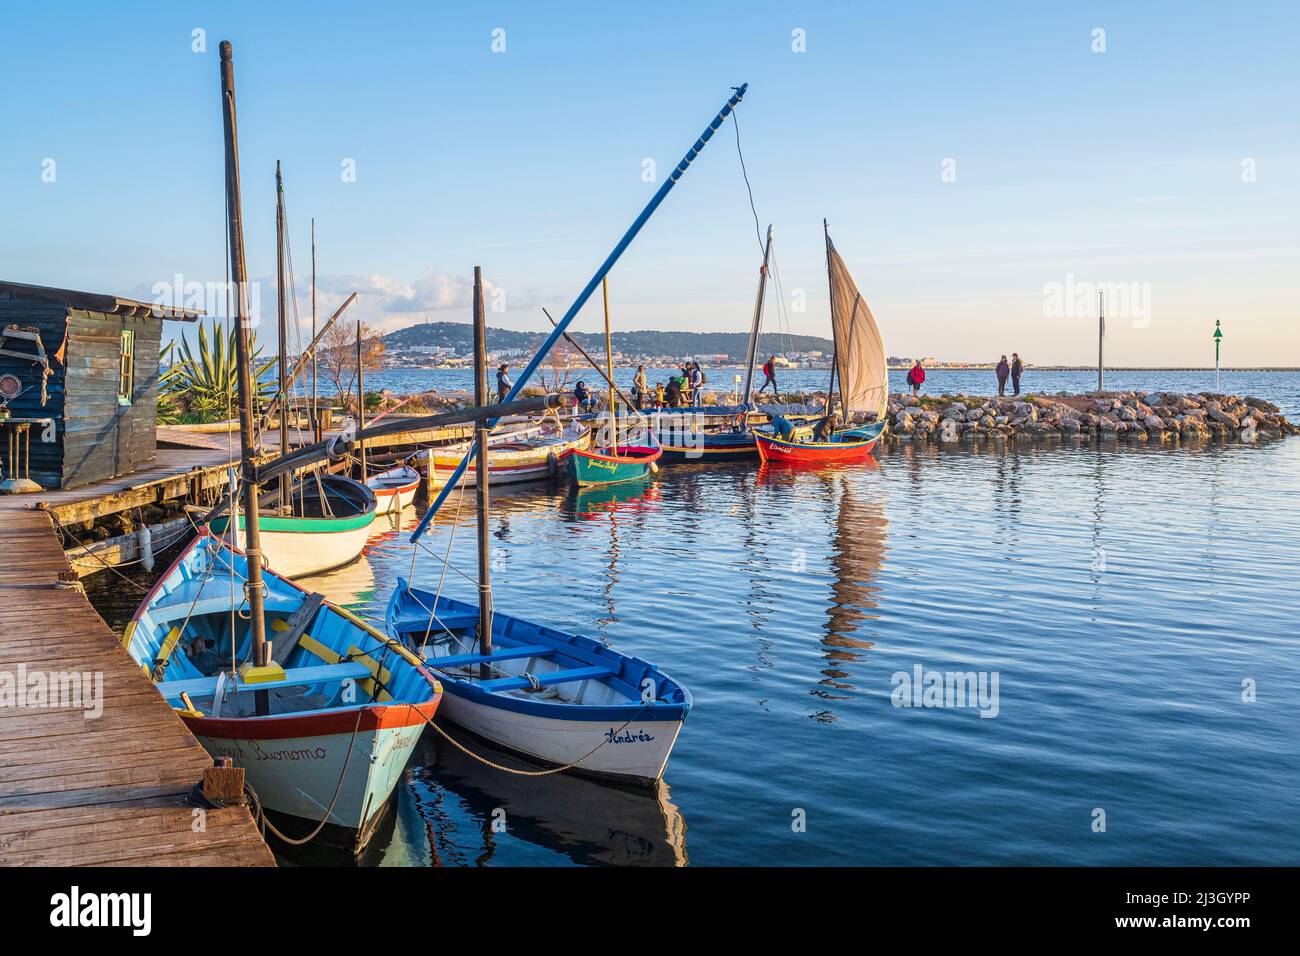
[742,224,773,406]
[823,219,846,421]
[219,41,273,711]
[311,218,318,441]
[472,267,493,675]
[409,83,749,545]
[356,322,366,477]
[602,277,617,450]
[275,161,291,505]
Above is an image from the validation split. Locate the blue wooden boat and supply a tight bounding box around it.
[387,580,691,787]
[126,533,442,854]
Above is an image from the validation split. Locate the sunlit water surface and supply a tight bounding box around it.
[89,387,1300,866]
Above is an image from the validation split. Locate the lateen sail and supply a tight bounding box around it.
[827,243,889,420]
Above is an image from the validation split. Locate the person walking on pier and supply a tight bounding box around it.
[1011,353,1024,396]
[632,364,648,409]
[496,364,512,403]
[906,359,926,396]
[758,356,778,395]
[995,355,1010,396]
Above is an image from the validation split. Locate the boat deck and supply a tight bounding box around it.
[0,504,274,866]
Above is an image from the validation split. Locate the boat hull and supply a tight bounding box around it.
[387,583,690,787]
[657,431,757,462]
[189,707,430,853]
[564,445,662,486]
[425,426,589,488]
[436,692,684,788]
[211,512,375,578]
[367,466,420,513]
[753,424,884,464]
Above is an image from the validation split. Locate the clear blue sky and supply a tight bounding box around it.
[1,1,1296,365]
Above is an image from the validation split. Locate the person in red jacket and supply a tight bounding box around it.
[758,356,778,395]
[906,360,926,395]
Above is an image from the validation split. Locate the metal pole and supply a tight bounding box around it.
[1098,289,1105,393]
[742,225,773,405]
[409,83,748,544]
[219,40,271,711]
[1215,318,1222,390]
[472,267,492,676]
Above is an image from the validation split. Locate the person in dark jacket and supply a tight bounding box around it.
[574,380,595,411]
[1010,353,1024,396]
[665,376,683,407]
[906,360,926,395]
[995,355,1009,396]
[496,364,511,403]
[759,356,778,394]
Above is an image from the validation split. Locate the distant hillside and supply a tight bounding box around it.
[383,322,833,360]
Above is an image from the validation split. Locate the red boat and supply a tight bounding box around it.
[754,422,885,465]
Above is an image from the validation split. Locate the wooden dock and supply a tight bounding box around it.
[0,504,274,866]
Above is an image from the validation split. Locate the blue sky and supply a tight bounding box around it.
[1,1,1296,364]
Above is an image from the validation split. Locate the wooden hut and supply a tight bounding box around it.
[0,281,199,491]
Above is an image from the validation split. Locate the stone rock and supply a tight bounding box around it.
[1143,414,1165,430]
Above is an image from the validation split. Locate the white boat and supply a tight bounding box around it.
[387,581,690,787]
[209,474,377,579]
[366,464,420,513]
[125,533,441,854]
[423,420,590,488]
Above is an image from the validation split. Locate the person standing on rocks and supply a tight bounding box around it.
[759,356,778,395]
[1010,353,1024,396]
[907,359,926,396]
[995,355,1010,396]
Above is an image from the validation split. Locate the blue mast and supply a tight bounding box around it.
[409,83,748,543]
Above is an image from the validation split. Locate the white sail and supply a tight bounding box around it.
[827,243,889,419]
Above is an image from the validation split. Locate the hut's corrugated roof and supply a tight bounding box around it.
[0,280,202,320]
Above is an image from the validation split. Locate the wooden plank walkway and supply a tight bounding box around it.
[0,506,274,866]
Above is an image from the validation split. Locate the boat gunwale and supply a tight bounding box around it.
[387,583,692,723]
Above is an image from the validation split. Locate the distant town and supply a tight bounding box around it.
[380,321,968,371]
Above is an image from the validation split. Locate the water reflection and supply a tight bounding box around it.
[397,732,687,867]
[821,474,886,693]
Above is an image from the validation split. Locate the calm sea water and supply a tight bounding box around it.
[88,374,1300,866]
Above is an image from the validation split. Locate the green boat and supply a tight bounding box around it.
[562,444,662,486]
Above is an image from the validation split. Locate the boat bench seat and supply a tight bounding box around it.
[392,608,480,636]
[156,661,374,702]
[480,664,612,693]
[428,644,554,669]
[148,581,301,624]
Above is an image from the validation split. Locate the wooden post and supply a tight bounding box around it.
[602,277,617,451]
[311,218,319,442]
[219,40,270,715]
[356,322,366,479]
[275,161,290,506]
[473,267,492,677]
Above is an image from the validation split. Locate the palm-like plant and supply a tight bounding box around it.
[159,318,277,424]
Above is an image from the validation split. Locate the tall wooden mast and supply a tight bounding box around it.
[602,277,617,450]
[472,267,493,676]
[823,219,845,420]
[742,225,773,406]
[311,218,319,441]
[275,161,290,504]
[219,40,274,710]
